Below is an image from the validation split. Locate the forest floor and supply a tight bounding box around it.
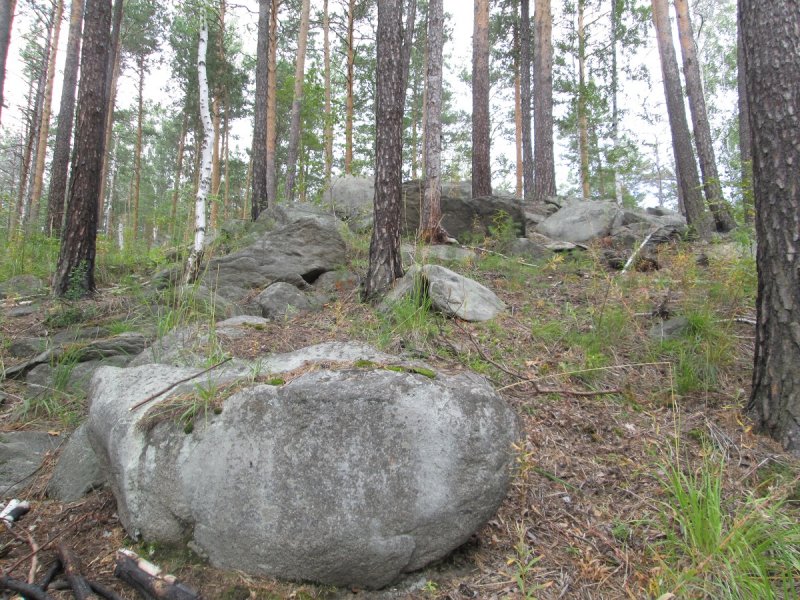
[1,232,798,599]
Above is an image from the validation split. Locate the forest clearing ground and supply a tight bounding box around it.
[0,238,797,599]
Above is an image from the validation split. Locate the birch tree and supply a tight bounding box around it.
[185,17,213,283]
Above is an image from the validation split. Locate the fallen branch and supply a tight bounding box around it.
[129,357,232,412]
[2,513,89,579]
[620,228,657,275]
[0,576,56,600]
[453,321,620,398]
[114,549,201,600]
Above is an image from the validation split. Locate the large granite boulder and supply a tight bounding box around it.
[536,201,624,243]
[0,431,61,496]
[201,212,347,302]
[47,424,106,502]
[322,175,374,221]
[401,181,524,240]
[86,344,517,589]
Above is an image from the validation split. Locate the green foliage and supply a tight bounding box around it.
[0,233,60,281]
[507,524,544,599]
[375,273,441,349]
[652,451,800,599]
[44,304,95,329]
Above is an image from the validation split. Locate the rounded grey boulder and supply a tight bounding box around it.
[87,358,518,589]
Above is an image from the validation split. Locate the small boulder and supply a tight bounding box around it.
[47,424,105,502]
[425,265,506,322]
[0,431,61,496]
[255,282,313,319]
[0,275,47,299]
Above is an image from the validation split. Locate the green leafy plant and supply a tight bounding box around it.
[508,524,544,599]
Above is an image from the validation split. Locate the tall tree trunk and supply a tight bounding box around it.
[251,0,269,218]
[222,114,229,217]
[265,0,279,205]
[322,0,332,186]
[242,153,252,219]
[736,9,752,225]
[344,0,355,174]
[54,0,111,297]
[400,0,416,95]
[533,0,556,203]
[610,0,623,206]
[0,0,18,125]
[471,0,491,197]
[577,0,590,200]
[520,0,533,201]
[210,0,226,218]
[421,0,445,243]
[674,0,735,232]
[364,0,404,299]
[29,0,65,227]
[47,0,84,237]
[742,0,800,456]
[514,67,522,198]
[284,0,311,202]
[170,112,188,239]
[96,0,123,222]
[132,54,145,241]
[18,11,52,230]
[651,0,712,239]
[13,76,38,232]
[185,18,213,284]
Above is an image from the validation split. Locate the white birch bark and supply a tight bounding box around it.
[185,18,213,283]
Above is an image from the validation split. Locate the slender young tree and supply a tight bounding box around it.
[344,0,355,174]
[284,0,311,202]
[533,0,556,203]
[471,0,491,197]
[651,0,712,238]
[185,17,213,283]
[420,0,446,243]
[251,0,269,218]
[742,0,800,455]
[47,0,84,237]
[519,0,533,201]
[674,0,735,232]
[322,0,333,185]
[265,0,279,205]
[170,112,188,237]
[577,0,590,200]
[0,0,17,125]
[364,0,405,299]
[53,0,111,297]
[29,0,64,225]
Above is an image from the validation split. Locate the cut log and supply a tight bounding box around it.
[114,549,200,600]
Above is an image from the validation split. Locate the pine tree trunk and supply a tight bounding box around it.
[364,0,404,299]
[251,0,269,218]
[514,68,522,199]
[29,0,64,227]
[53,0,111,297]
[185,18,213,284]
[610,0,623,206]
[170,112,188,239]
[284,0,311,202]
[471,0,491,197]
[651,0,712,239]
[400,0,416,95]
[322,0,332,186]
[265,0,279,205]
[0,0,18,125]
[421,0,445,243]
[577,0,590,200]
[533,0,556,203]
[222,114,229,218]
[736,5,752,225]
[742,0,800,456]
[47,0,84,237]
[132,54,145,241]
[96,0,123,222]
[344,0,355,175]
[13,76,37,232]
[520,0,534,201]
[674,0,735,232]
